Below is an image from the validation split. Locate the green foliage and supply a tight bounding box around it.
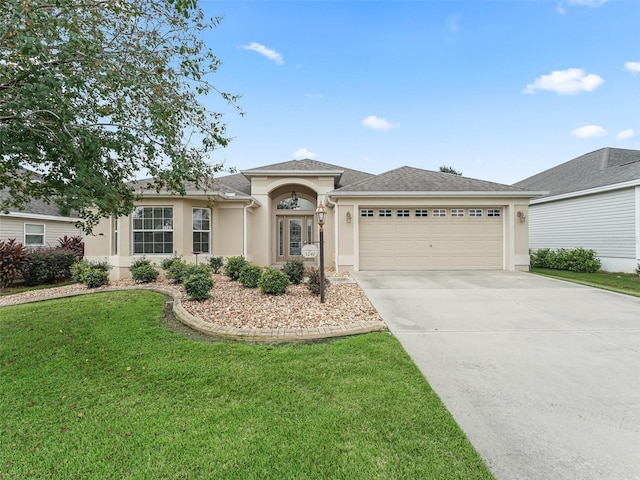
[0,0,241,233]
[129,256,159,283]
[258,267,290,295]
[0,239,25,289]
[57,235,85,259]
[84,268,110,288]
[21,248,78,286]
[238,264,262,288]
[184,263,212,278]
[183,272,214,300]
[224,256,247,281]
[163,257,188,284]
[208,256,224,274]
[282,259,305,285]
[530,247,601,273]
[305,267,329,296]
[439,165,462,176]
[71,261,90,284]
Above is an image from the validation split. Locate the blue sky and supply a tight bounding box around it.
[200,0,640,185]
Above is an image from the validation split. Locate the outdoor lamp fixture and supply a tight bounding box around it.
[315,202,327,303]
[291,190,298,207]
[517,210,526,222]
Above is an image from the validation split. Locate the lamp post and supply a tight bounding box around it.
[315,201,326,303]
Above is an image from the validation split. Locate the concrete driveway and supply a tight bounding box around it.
[352,270,640,480]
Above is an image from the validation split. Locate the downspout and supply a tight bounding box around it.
[325,193,339,272]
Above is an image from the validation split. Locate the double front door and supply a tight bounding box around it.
[277,215,314,261]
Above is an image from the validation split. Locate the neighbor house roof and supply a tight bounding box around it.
[513,147,640,199]
[333,166,535,197]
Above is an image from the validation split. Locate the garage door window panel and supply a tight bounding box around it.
[378,209,392,217]
[433,209,446,217]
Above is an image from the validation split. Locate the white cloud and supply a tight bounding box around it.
[566,0,607,6]
[523,68,603,95]
[571,125,608,138]
[240,42,284,65]
[292,147,317,159]
[616,129,636,140]
[362,115,398,130]
[624,62,640,74]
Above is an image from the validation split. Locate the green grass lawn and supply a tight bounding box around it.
[0,291,493,479]
[531,268,640,297]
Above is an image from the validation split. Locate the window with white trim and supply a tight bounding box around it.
[24,223,45,246]
[487,209,501,217]
[451,209,465,217]
[192,208,211,253]
[378,209,392,217]
[360,209,374,217]
[132,207,173,254]
[397,209,410,217]
[433,209,446,217]
[415,209,429,217]
[469,209,483,217]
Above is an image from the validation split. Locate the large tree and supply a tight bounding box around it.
[0,0,239,232]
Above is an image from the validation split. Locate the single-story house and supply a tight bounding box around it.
[85,159,542,279]
[513,147,640,273]
[0,191,83,248]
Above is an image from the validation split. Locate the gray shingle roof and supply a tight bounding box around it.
[0,190,71,217]
[334,166,529,193]
[513,147,640,198]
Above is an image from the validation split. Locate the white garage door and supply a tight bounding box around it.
[359,207,503,270]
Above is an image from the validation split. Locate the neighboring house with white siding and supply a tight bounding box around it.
[0,191,83,248]
[513,147,640,272]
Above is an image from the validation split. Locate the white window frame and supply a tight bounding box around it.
[24,223,45,246]
[487,209,502,217]
[360,209,374,217]
[397,209,410,217]
[378,209,392,217]
[192,207,211,254]
[469,209,483,217]
[415,209,429,217]
[451,209,465,217]
[433,209,447,217]
[132,206,174,255]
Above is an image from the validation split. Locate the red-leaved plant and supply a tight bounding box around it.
[0,238,25,288]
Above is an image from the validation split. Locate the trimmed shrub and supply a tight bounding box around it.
[239,264,262,288]
[0,238,25,288]
[282,259,305,285]
[164,257,188,284]
[184,272,214,300]
[530,247,601,273]
[184,263,212,278]
[71,260,90,283]
[305,267,329,296]
[224,256,247,281]
[129,256,159,283]
[209,256,224,274]
[160,256,180,271]
[258,267,290,295]
[84,268,110,288]
[22,248,78,286]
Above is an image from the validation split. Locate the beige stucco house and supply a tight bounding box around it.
[85,159,541,279]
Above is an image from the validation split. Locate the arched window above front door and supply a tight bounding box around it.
[276,197,315,211]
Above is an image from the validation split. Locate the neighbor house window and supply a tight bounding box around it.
[469,209,483,217]
[360,209,374,217]
[487,209,501,217]
[192,208,210,253]
[415,209,429,217]
[451,209,465,217]
[433,209,446,217]
[378,209,392,217]
[132,207,173,254]
[24,223,45,246]
[397,209,410,217]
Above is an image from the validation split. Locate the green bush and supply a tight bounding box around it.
[258,267,290,295]
[129,256,159,283]
[71,259,111,285]
[239,264,262,288]
[183,272,214,300]
[22,248,78,286]
[282,259,305,285]
[164,257,188,284]
[160,256,180,271]
[305,267,329,296]
[224,256,247,281]
[209,256,224,274]
[184,263,212,278]
[530,247,601,273]
[84,268,110,288]
[0,238,25,289]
